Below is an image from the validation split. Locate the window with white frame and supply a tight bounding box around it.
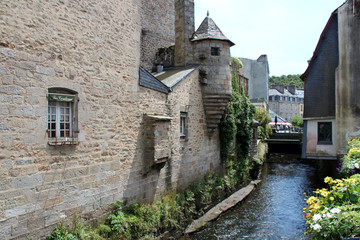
[180,112,187,138]
[48,88,78,145]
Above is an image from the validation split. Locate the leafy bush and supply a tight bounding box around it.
[304,139,360,239]
[253,107,272,140]
[340,138,360,176]
[290,115,303,129]
[303,175,360,239]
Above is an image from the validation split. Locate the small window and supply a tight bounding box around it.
[318,122,332,144]
[48,88,78,145]
[180,112,187,138]
[211,47,220,56]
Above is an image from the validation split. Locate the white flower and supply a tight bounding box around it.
[313,214,322,222]
[312,223,322,232]
[330,208,341,214]
[355,163,359,169]
[324,212,334,219]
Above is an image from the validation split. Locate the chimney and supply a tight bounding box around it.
[287,84,296,95]
[271,84,284,94]
[175,0,195,66]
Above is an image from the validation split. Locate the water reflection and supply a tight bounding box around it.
[191,154,323,240]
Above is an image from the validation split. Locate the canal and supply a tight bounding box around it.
[190,153,335,240]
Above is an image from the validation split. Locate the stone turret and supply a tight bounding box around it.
[174,1,234,133]
[192,12,235,133]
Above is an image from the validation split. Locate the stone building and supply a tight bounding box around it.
[301,0,360,159]
[0,0,234,239]
[268,84,304,122]
[239,55,269,109]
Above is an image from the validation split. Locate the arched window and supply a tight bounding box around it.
[48,88,79,145]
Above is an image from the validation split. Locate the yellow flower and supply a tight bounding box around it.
[321,191,329,197]
[330,197,334,201]
[324,176,333,183]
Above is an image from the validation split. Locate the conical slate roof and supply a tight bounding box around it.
[192,13,235,46]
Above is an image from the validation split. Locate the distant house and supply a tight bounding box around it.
[268,84,304,122]
[301,0,360,159]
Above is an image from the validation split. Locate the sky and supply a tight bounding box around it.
[194,0,345,76]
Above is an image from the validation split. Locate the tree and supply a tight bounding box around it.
[253,107,272,140]
[269,74,304,88]
[290,115,303,129]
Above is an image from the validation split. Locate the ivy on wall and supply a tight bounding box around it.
[220,65,256,179]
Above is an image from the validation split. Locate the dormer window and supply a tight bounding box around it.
[211,47,220,56]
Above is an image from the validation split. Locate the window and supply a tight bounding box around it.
[318,122,332,144]
[48,88,78,145]
[180,112,187,138]
[211,47,220,56]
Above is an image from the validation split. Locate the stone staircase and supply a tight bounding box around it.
[202,94,231,133]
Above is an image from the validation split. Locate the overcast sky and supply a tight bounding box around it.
[194,0,345,76]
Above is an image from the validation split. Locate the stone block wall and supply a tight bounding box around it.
[0,1,223,239]
[0,0,142,238]
[140,0,175,72]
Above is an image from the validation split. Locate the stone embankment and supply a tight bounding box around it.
[185,180,261,234]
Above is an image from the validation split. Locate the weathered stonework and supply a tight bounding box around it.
[0,0,226,239]
[141,0,175,71]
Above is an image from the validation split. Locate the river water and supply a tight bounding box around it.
[190,153,332,240]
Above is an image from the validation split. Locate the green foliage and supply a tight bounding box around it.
[253,107,272,140]
[290,115,303,129]
[340,137,360,177]
[220,64,256,185]
[47,223,79,240]
[269,74,303,88]
[304,140,360,239]
[233,92,256,160]
[303,175,360,239]
[231,57,243,70]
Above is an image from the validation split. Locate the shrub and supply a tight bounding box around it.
[253,107,272,140]
[303,175,360,239]
[340,137,360,176]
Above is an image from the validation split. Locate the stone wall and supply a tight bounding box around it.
[239,55,269,102]
[336,0,360,154]
[0,1,222,239]
[141,0,175,72]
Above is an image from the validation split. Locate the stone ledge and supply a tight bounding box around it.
[184,180,261,234]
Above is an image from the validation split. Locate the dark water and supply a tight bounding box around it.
[191,153,327,240]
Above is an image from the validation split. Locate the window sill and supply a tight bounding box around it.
[317,141,333,145]
[48,138,79,146]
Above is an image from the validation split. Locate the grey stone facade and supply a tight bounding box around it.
[269,85,304,122]
[239,55,269,104]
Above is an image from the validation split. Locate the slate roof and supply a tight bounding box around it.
[192,13,235,46]
[139,65,200,93]
[155,65,199,88]
[139,67,170,94]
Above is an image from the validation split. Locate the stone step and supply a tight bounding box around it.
[203,94,231,99]
[205,110,225,115]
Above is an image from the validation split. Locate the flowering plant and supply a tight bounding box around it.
[303,174,360,239]
[340,138,360,176]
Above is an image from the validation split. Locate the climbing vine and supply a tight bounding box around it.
[220,66,255,179]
